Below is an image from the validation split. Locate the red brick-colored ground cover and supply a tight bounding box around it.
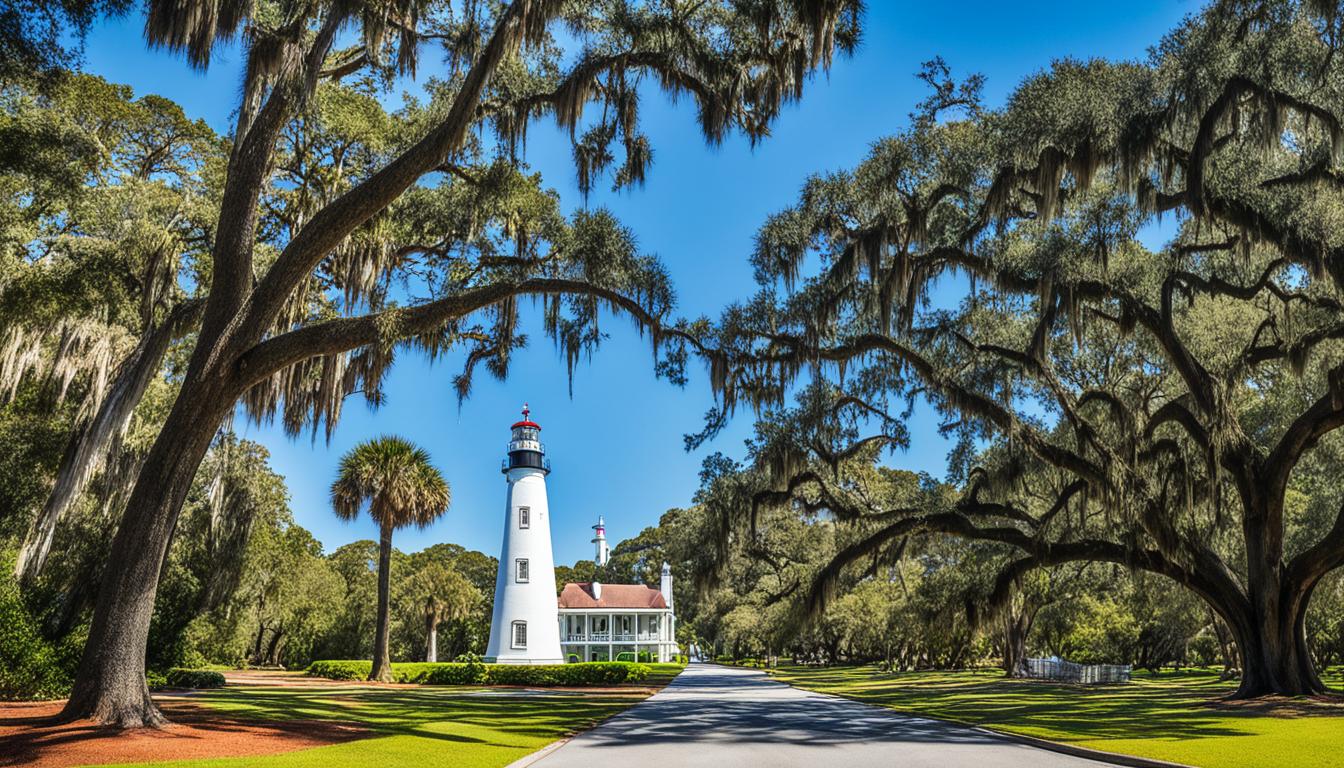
[0,698,369,767]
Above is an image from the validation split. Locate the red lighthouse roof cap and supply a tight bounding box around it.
[511,403,541,430]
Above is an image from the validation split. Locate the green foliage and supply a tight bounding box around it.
[305,660,371,681]
[164,668,225,689]
[0,564,74,699]
[145,669,167,690]
[484,662,649,686]
[306,660,649,686]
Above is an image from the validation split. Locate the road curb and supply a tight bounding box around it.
[965,724,1194,768]
[504,736,572,768]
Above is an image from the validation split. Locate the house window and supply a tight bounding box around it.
[512,621,527,649]
[519,506,530,528]
[515,558,529,583]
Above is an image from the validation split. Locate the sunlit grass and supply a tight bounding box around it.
[774,664,1344,768]
[81,680,659,767]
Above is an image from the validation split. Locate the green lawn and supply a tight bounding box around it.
[81,668,683,768]
[639,663,687,688]
[773,664,1344,768]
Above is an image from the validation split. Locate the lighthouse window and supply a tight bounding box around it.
[515,558,530,583]
[518,506,530,528]
[512,621,527,649]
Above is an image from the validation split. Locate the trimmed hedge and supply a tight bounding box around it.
[164,668,226,689]
[306,660,371,680]
[306,660,649,686]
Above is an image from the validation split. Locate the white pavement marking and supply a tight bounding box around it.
[527,663,1121,768]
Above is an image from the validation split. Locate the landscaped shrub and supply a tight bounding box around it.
[146,670,168,690]
[306,660,649,686]
[488,662,649,686]
[614,652,655,663]
[392,663,486,685]
[306,660,372,680]
[164,668,225,689]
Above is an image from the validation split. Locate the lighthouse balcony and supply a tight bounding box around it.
[501,455,551,473]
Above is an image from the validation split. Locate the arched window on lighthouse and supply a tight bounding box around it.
[512,621,527,649]
[515,558,530,583]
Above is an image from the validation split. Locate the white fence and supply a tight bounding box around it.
[1024,658,1131,684]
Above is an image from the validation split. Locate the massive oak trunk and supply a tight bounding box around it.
[1222,481,1327,698]
[1002,609,1033,678]
[59,373,234,727]
[369,522,394,683]
[1224,579,1324,698]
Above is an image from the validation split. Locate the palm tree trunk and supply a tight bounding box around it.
[425,609,439,663]
[370,522,394,682]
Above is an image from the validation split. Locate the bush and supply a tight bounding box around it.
[164,668,226,689]
[146,670,168,691]
[389,662,485,685]
[0,568,72,700]
[306,659,649,686]
[487,662,649,686]
[614,651,655,663]
[306,660,371,680]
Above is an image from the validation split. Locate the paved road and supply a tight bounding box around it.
[525,663,1119,768]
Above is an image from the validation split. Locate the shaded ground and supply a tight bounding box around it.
[774,664,1344,768]
[528,663,1116,768]
[1,670,658,767]
[0,699,367,767]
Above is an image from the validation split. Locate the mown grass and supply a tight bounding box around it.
[79,662,686,768]
[773,664,1344,768]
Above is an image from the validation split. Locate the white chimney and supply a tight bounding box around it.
[660,562,673,610]
[592,581,602,600]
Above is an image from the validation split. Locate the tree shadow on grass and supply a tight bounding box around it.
[772,665,1309,743]
[196,684,643,744]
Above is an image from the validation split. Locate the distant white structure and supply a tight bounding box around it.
[484,405,563,664]
[483,407,677,664]
[591,515,610,566]
[557,564,678,663]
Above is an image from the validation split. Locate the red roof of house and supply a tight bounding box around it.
[558,583,667,609]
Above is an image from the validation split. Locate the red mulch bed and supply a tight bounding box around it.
[0,698,369,767]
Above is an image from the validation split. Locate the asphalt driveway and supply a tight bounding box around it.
[523,663,1122,768]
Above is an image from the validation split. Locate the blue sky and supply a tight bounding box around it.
[82,1,1193,565]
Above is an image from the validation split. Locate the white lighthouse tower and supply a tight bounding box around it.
[484,405,563,664]
[591,515,610,566]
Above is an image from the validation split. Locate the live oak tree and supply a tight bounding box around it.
[59,0,862,726]
[688,0,1344,697]
[331,436,450,682]
[1,73,217,582]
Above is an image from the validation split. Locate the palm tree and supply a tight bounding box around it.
[405,561,479,662]
[331,436,450,682]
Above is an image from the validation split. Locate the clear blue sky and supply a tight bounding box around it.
[82,1,1192,565]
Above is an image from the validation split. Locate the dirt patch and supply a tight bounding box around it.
[0,698,370,767]
[1207,694,1344,717]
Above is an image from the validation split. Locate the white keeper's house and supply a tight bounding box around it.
[484,406,679,665]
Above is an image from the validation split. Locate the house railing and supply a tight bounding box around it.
[561,632,666,643]
[1024,658,1131,684]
